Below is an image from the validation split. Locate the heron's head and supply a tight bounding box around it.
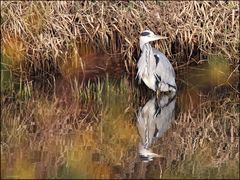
[139,30,167,49]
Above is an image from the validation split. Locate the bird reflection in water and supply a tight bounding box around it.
[136,93,176,162]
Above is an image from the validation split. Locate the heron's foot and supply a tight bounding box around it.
[156,89,161,98]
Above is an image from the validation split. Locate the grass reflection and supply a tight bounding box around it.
[1,76,139,179]
[1,63,239,179]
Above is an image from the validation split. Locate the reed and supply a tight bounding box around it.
[1,1,239,79]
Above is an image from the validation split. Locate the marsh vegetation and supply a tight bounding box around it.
[1,1,239,179]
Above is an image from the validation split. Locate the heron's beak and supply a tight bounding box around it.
[154,35,168,40]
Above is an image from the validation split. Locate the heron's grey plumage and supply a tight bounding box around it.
[136,30,177,92]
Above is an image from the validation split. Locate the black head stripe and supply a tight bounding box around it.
[140,32,150,36]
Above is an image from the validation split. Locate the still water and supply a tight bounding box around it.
[1,62,239,179]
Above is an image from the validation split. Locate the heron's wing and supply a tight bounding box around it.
[152,48,176,87]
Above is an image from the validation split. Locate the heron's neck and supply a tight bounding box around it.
[140,42,152,52]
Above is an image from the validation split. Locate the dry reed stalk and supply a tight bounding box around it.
[1,1,239,78]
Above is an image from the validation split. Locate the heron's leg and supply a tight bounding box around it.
[156,89,161,99]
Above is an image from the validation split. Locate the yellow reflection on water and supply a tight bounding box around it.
[179,55,233,93]
[64,92,138,178]
[208,55,230,85]
[4,156,35,179]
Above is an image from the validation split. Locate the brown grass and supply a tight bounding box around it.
[1,1,239,78]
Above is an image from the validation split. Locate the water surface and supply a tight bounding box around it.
[1,61,239,179]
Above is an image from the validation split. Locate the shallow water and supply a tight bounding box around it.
[1,62,239,179]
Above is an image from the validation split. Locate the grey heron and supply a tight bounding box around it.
[137,93,176,162]
[136,30,177,93]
